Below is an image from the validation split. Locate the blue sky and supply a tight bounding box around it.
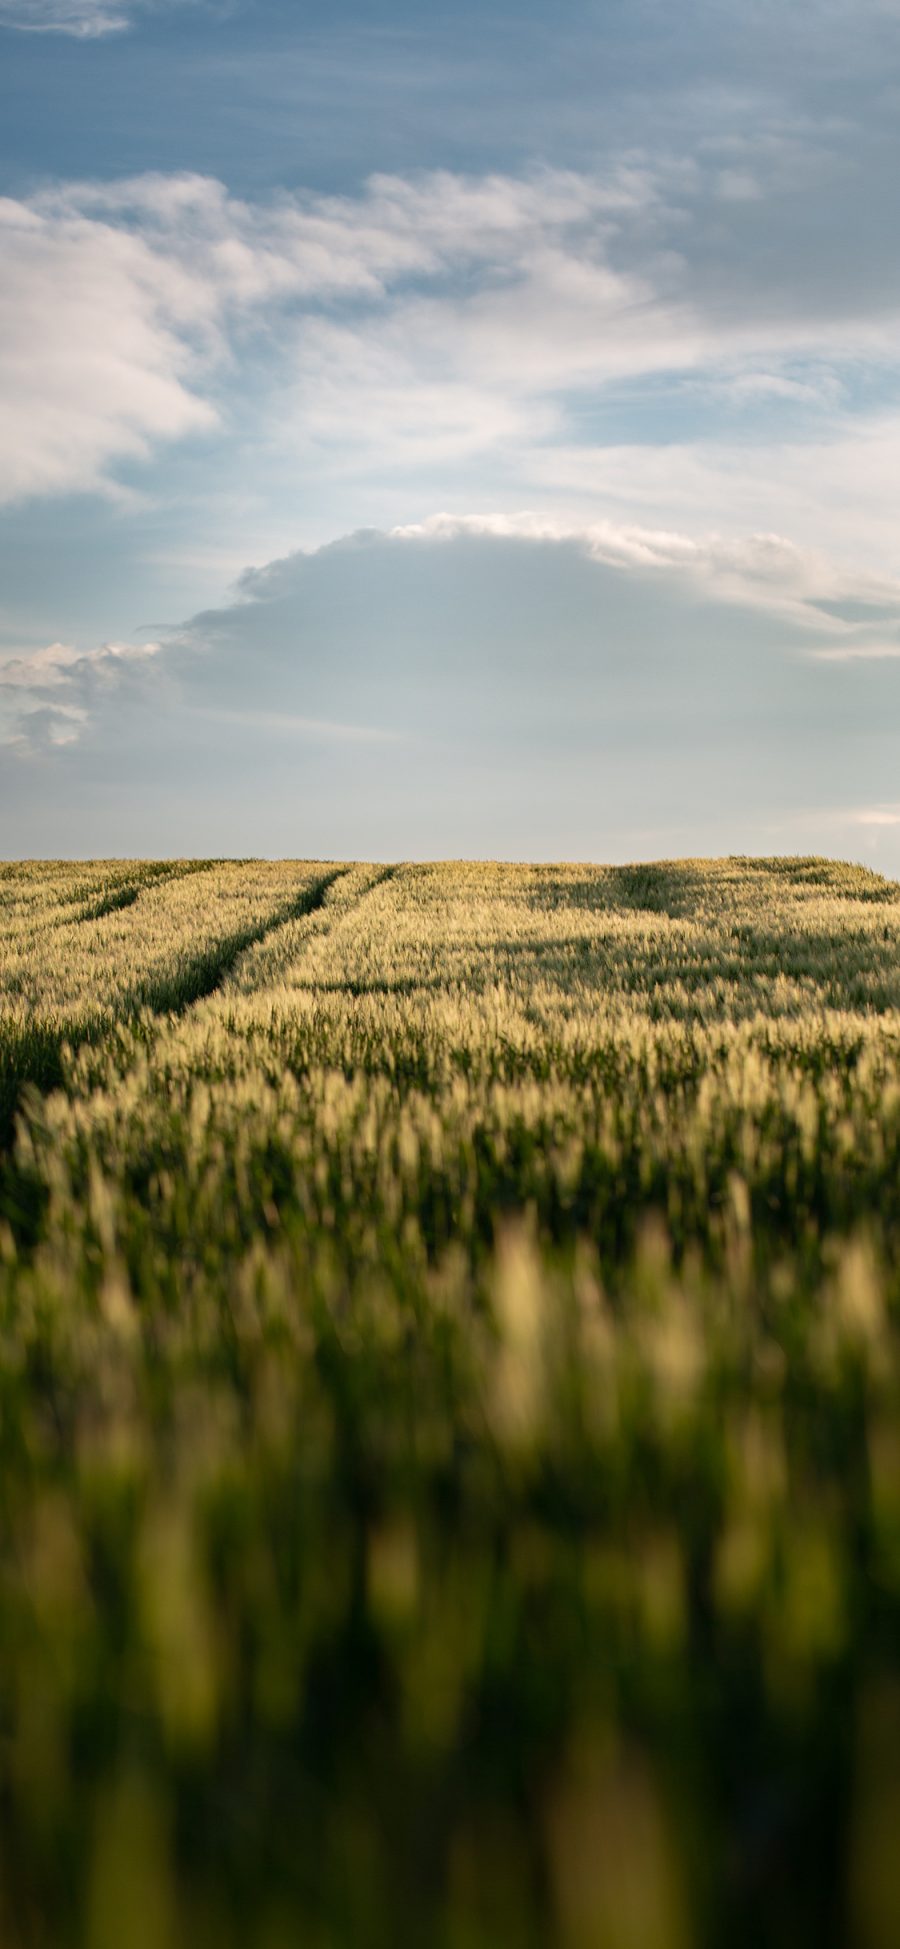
[2,0,900,862]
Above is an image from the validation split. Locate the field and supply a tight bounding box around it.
[3,855,900,1948]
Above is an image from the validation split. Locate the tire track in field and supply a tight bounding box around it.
[217,862,399,999]
[0,867,346,1161]
[75,859,220,923]
[287,865,427,998]
[130,866,348,1016]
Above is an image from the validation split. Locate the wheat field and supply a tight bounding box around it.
[3,855,900,1947]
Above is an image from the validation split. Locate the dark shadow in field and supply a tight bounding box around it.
[0,1026,67,1163]
[515,863,703,918]
[305,974,447,999]
[81,883,141,920]
[606,863,697,917]
[741,857,900,903]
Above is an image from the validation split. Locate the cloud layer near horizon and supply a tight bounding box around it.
[3,525,899,865]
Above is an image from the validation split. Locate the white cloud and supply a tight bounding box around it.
[0,196,218,502]
[0,166,651,506]
[0,636,161,685]
[4,150,900,518]
[0,637,160,744]
[0,640,89,688]
[389,511,900,645]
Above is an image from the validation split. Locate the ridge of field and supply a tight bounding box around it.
[3,856,900,1948]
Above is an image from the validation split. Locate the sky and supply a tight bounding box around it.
[2,0,900,864]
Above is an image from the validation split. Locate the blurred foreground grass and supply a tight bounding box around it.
[3,855,900,1946]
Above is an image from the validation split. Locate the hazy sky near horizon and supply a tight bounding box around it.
[2,0,900,863]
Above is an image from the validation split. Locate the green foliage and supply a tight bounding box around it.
[2,855,900,1946]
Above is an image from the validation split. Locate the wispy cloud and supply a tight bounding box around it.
[0,166,644,505]
[4,146,900,528]
[809,644,900,662]
[850,806,900,827]
[0,0,204,34]
[0,0,135,33]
